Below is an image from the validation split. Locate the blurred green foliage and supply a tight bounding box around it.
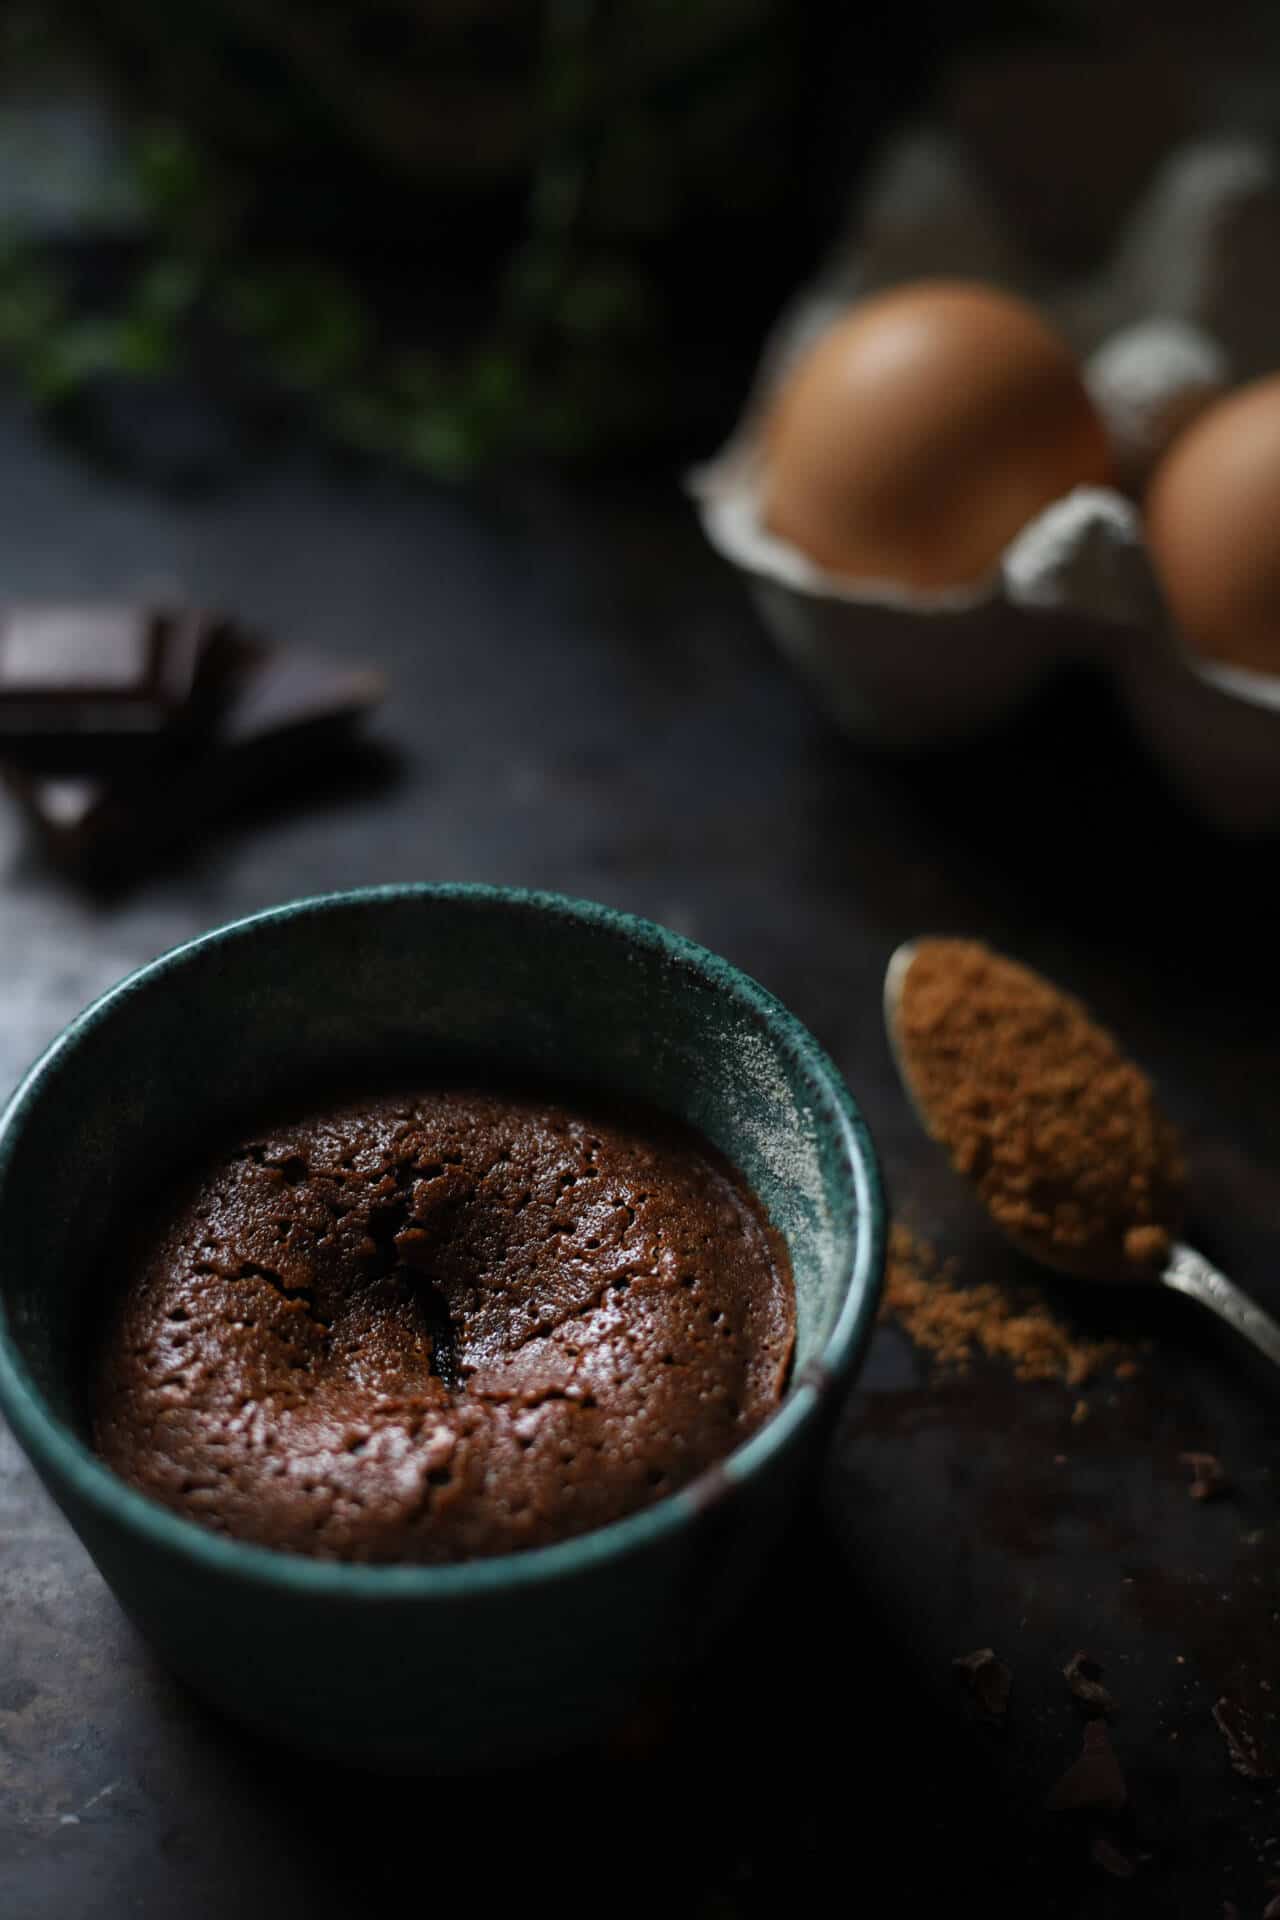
[0,0,809,475]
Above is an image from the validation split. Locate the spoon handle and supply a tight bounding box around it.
[1161,1241,1280,1370]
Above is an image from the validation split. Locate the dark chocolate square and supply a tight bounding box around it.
[2,646,386,881]
[0,603,220,755]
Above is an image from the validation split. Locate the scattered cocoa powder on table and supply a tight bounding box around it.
[882,1224,1132,1387]
[897,939,1186,1279]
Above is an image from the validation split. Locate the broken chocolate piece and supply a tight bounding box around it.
[1212,1698,1274,1781]
[1089,1833,1134,1879]
[0,603,226,759]
[952,1647,1011,1723]
[1181,1451,1230,1501]
[1064,1651,1115,1716]
[2,647,386,881]
[1045,1721,1127,1812]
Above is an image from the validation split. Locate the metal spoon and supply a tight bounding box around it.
[884,939,1280,1369]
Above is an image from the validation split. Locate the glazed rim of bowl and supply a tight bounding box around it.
[0,884,885,1599]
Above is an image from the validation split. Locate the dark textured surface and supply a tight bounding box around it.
[2,399,1278,1917]
[94,1088,792,1563]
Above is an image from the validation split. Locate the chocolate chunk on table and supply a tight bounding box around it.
[953,1647,1012,1723]
[2,647,386,881]
[0,603,231,762]
[1063,1652,1114,1717]
[1088,1833,1135,1880]
[1181,1450,1231,1501]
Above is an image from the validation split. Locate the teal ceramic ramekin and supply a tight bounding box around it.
[0,886,883,1769]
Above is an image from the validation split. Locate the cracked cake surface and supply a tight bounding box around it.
[92,1088,796,1563]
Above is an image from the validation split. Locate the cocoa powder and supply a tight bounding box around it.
[899,940,1186,1277]
[882,1223,1129,1386]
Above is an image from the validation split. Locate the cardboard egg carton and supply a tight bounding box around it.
[691,134,1280,832]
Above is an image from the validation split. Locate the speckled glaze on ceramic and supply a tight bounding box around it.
[0,886,883,1770]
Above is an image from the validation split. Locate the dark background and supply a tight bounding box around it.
[2,5,1279,1916]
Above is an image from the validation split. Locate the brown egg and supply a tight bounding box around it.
[761,281,1112,589]
[1146,374,1280,676]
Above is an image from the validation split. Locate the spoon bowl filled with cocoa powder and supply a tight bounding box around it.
[885,938,1280,1366]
